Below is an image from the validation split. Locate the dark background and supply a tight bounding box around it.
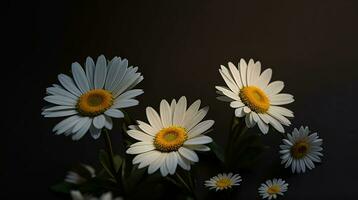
[3,0,358,199]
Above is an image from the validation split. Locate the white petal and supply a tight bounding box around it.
[184,136,213,145]
[187,145,210,151]
[160,100,172,127]
[246,59,255,86]
[104,57,121,90]
[178,147,199,162]
[185,106,209,131]
[165,152,178,175]
[52,115,80,133]
[250,61,261,85]
[239,58,248,87]
[90,125,101,139]
[188,120,214,138]
[104,109,124,118]
[215,86,239,100]
[183,100,201,127]
[228,62,243,88]
[107,59,128,91]
[116,89,144,101]
[266,114,285,133]
[269,106,294,117]
[72,62,90,93]
[265,81,284,96]
[230,101,245,108]
[173,96,187,126]
[126,144,155,154]
[46,86,77,100]
[127,130,153,142]
[85,56,95,89]
[72,118,92,140]
[113,99,139,109]
[176,152,191,170]
[104,116,113,130]
[148,154,166,174]
[270,94,294,105]
[137,120,157,136]
[58,74,82,96]
[93,114,105,129]
[219,69,239,93]
[257,68,272,89]
[94,55,107,89]
[44,110,78,118]
[44,95,77,106]
[146,107,163,131]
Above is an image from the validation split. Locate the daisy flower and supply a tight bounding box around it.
[280,126,323,173]
[65,164,96,184]
[216,59,294,134]
[204,173,242,191]
[42,55,143,140]
[258,178,288,199]
[126,96,214,176]
[70,191,123,200]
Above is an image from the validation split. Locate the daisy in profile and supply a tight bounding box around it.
[126,96,214,176]
[42,55,143,140]
[216,59,294,134]
[204,173,242,191]
[258,178,288,199]
[280,126,323,173]
[70,191,123,200]
[65,164,96,184]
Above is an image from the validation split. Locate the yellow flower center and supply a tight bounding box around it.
[291,140,310,159]
[154,126,188,152]
[239,86,270,113]
[216,178,232,190]
[267,185,281,195]
[77,89,113,116]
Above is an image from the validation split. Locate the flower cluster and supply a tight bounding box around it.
[43,56,323,199]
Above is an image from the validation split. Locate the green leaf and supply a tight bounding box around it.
[113,155,123,172]
[208,141,225,163]
[99,149,114,178]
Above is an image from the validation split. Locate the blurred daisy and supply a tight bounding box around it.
[258,178,288,199]
[216,59,294,134]
[280,126,323,173]
[204,173,242,191]
[42,55,143,140]
[65,164,96,184]
[70,191,122,200]
[126,96,214,176]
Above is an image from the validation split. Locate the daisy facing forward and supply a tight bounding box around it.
[216,59,294,134]
[42,55,143,140]
[280,126,323,173]
[126,96,214,176]
[258,178,288,199]
[204,173,242,191]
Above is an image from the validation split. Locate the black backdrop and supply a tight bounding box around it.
[3,0,358,199]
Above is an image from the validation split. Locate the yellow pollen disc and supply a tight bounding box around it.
[77,89,113,116]
[291,140,310,159]
[239,86,270,113]
[267,185,281,195]
[216,178,232,190]
[154,126,188,152]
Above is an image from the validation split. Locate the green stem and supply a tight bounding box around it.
[103,129,117,178]
[175,172,197,199]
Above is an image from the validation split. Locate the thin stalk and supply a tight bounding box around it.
[175,172,197,199]
[103,129,116,174]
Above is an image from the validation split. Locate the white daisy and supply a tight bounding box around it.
[280,126,323,173]
[42,55,143,140]
[258,178,288,199]
[70,191,123,200]
[215,59,294,134]
[65,164,96,184]
[204,173,242,191]
[126,96,214,176]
